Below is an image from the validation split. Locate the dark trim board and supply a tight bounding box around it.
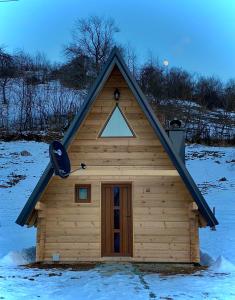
[16,47,218,227]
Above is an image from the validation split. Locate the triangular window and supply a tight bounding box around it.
[100,106,135,137]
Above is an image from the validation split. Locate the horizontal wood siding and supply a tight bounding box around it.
[132,178,192,262]
[37,66,199,263]
[40,175,197,263]
[69,67,174,169]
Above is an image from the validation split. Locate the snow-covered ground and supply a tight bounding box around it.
[0,141,235,299]
[186,144,235,266]
[0,141,49,259]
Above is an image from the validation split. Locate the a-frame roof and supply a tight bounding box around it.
[16,47,218,227]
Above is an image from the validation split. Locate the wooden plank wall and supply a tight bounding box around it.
[69,67,174,169]
[36,66,200,263]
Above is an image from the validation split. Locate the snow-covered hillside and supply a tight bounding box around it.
[0,141,49,259]
[0,141,234,299]
[0,80,86,133]
[156,99,235,142]
[186,144,235,265]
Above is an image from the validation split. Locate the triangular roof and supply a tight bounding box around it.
[16,47,218,227]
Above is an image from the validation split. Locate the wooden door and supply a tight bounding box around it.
[101,183,132,257]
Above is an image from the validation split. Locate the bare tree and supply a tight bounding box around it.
[123,43,138,77]
[57,54,93,89]
[33,52,51,83]
[195,76,223,109]
[65,15,119,74]
[224,79,235,111]
[0,47,17,129]
[139,61,165,103]
[166,68,194,100]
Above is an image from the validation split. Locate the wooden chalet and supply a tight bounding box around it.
[16,48,218,264]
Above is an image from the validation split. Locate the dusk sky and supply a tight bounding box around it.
[0,0,234,81]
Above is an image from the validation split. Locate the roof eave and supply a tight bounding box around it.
[16,164,54,226]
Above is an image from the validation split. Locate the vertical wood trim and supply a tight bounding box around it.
[122,184,133,256]
[120,186,126,255]
[101,186,105,256]
[194,214,200,262]
[36,211,46,262]
[101,185,111,256]
[127,184,133,256]
[188,204,200,263]
[36,220,40,262]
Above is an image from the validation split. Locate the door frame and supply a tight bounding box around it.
[101,182,133,257]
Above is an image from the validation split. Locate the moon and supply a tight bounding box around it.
[163,59,169,67]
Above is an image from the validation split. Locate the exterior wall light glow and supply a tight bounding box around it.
[114,88,120,101]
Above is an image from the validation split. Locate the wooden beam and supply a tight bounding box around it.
[27,210,37,227]
[189,202,198,211]
[198,212,207,228]
[35,201,45,211]
[71,169,179,176]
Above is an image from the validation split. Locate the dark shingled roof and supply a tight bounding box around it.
[16,47,218,227]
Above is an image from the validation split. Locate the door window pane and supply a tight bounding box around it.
[114,232,120,253]
[114,186,120,206]
[114,209,120,229]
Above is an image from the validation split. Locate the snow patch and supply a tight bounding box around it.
[0,251,27,266]
[0,247,35,267]
[210,256,235,273]
[200,250,215,266]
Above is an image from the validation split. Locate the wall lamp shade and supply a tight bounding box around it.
[114,88,120,101]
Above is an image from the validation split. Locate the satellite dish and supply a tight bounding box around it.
[49,141,71,178]
[49,141,87,179]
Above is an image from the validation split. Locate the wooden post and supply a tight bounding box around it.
[188,202,200,263]
[36,209,46,262]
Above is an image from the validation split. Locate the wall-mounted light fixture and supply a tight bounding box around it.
[114,88,120,101]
